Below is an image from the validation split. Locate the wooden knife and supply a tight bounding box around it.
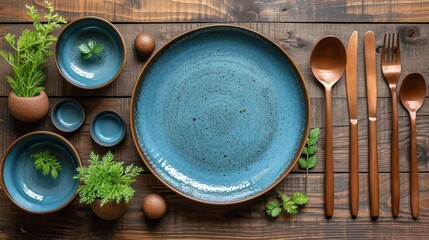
[346,31,359,218]
[364,31,380,219]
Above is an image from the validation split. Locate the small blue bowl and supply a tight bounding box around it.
[55,17,126,89]
[0,132,82,214]
[90,110,126,147]
[51,99,85,132]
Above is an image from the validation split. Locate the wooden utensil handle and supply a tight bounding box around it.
[368,118,379,219]
[324,88,334,218]
[390,89,400,217]
[350,120,359,218]
[410,113,419,219]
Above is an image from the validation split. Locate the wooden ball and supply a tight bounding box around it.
[141,194,167,219]
[134,33,156,57]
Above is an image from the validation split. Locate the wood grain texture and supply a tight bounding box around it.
[1,0,429,23]
[1,1,429,238]
[0,173,428,239]
[1,23,428,98]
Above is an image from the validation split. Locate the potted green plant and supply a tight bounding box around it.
[73,151,143,220]
[0,1,66,122]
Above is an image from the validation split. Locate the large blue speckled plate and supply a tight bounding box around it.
[131,25,310,204]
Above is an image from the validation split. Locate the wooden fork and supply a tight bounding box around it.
[381,32,401,217]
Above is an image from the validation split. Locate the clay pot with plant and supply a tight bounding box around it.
[0,1,66,122]
[73,151,143,221]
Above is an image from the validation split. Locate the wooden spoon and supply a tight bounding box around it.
[399,73,426,219]
[310,36,347,219]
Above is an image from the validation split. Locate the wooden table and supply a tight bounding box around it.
[1,1,428,239]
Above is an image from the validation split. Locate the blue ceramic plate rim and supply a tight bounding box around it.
[130,25,310,204]
[0,131,82,214]
[90,110,126,147]
[54,16,126,89]
[51,99,86,132]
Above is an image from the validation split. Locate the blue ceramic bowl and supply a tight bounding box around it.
[0,132,82,214]
[51,99,85,132]
[55,17,126,89]
[131,25,310,204]
[90,110,126,147]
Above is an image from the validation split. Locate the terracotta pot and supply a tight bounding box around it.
[8,91,49,122]
[90,199,129,220]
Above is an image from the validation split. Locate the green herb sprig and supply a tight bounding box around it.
[78,39,103,59]
[73,151,143,206]
[265,128,320,218]
[0,1,66,97]
[31,150,62,179]
[298,128,320,193]
[266,191,309,217]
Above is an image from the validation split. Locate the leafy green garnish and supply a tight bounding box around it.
[0,1,66,97]
[265,128,319,218]
[78,39,103,59]
[31,150,62,179]
[298,128,320,193]
[266,200,282,217]
[292,192,309,205]
[266,191,308,217]
[73,151,143,206]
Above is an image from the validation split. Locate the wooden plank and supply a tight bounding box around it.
[0,173,428,239]
[1,97,429,174]
[1,23,428,98]
[1,0,429,23]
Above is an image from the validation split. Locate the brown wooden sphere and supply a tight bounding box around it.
[141,194,167,219]
[134,33,156,57]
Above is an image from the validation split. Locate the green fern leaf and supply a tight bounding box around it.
[74,151,143,206]
[31,150,62,179]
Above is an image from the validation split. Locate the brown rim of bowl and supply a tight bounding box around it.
[54,16,126,89]
[0,131,83,214]
[130,24,311,205]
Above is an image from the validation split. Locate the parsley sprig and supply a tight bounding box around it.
[298,128,320,193]
[31,150,62,179]
[78,39,103,59]
[265,128,320,218]
[266,191,309,217]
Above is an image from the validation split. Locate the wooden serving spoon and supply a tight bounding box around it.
[400,73,426,219]
[310,36,347,219]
